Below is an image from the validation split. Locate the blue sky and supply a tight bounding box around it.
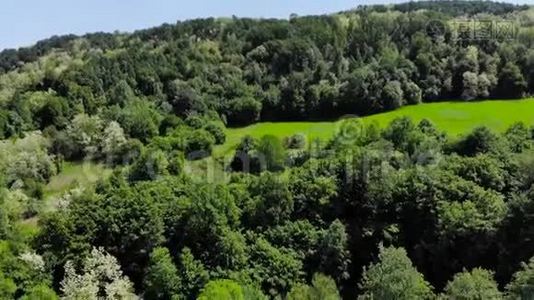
[0,0,530,50]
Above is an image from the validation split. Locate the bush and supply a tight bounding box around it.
[23,179,44,200]
[129,148,169,182]
[35,96,69,129]
[159,115,183,135]
[20,284,58,300]
[404,82,422,104]
[185,129,215,159]
[506,122,531,153]
[119,100,161,143]
[225,97,262,126]
[185,115,204,129]
[443,268,501,299]
[117,139,144,166]
[286,150,310,168]
[382,81,404,110]
[455,126,503,156]
[506,255,534,299]
[197,280,244,300]
[168,151,185,176]
[204,122,226,145]
[284,134,306,149]
[359,246,434,299]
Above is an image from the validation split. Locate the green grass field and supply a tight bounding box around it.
[20,162,112,227]
[43,161,112,211]
[215,99,534,156]
[43,99,534,185]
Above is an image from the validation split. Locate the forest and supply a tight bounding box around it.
[2,0,534,299]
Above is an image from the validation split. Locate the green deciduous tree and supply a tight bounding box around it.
[129,148,169,182]
[317,220,350,283]
[455,126,505,157]
[118,100,161,143]
[443,268,502,300]
[506,255,534,299]
[144,247,181,300]
[38,187,165,288]
[204,122,226,145]
[286,273,340,300]
[404,81,422,104]
[101,121,128,163]
[382,80,404,110]
[245,172,293,227]
[505,122,531,153]
[248,237,303,298]
[225,97,262,126]
[358,246,434,300]
[0,273,16,300]
[178,248,209,300]
[20,284,58,300]
[497,62,527,98]
[61,113,104,159]
[197,279,244,300]
[185,129,215,158]
[35,95,69,129]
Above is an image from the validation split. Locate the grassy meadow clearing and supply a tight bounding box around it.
[43,162,112,211]
[215,99,534,156]
[47,99,534,185]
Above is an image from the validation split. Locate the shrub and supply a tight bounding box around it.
[225,97,262,126]
[185,115,204,129]
[185,129,215,159]
[284,134,306,149]
[204,122,226,145]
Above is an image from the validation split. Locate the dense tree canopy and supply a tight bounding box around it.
[1,1,534,299]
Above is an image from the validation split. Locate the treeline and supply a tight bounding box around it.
[1,1,534,141]
[391,0,528,16]
[0,1,527,73]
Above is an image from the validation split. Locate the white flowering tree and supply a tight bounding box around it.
[65,114,104,159]
[0,132,56,185]
[61,248,137,300]
[101,121,127,162]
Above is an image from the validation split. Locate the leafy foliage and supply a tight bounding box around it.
[358,246,434,300]
[442,268,502,300]
[60,247,137,299]
[1,1,534,299]
[286,273,341,300]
